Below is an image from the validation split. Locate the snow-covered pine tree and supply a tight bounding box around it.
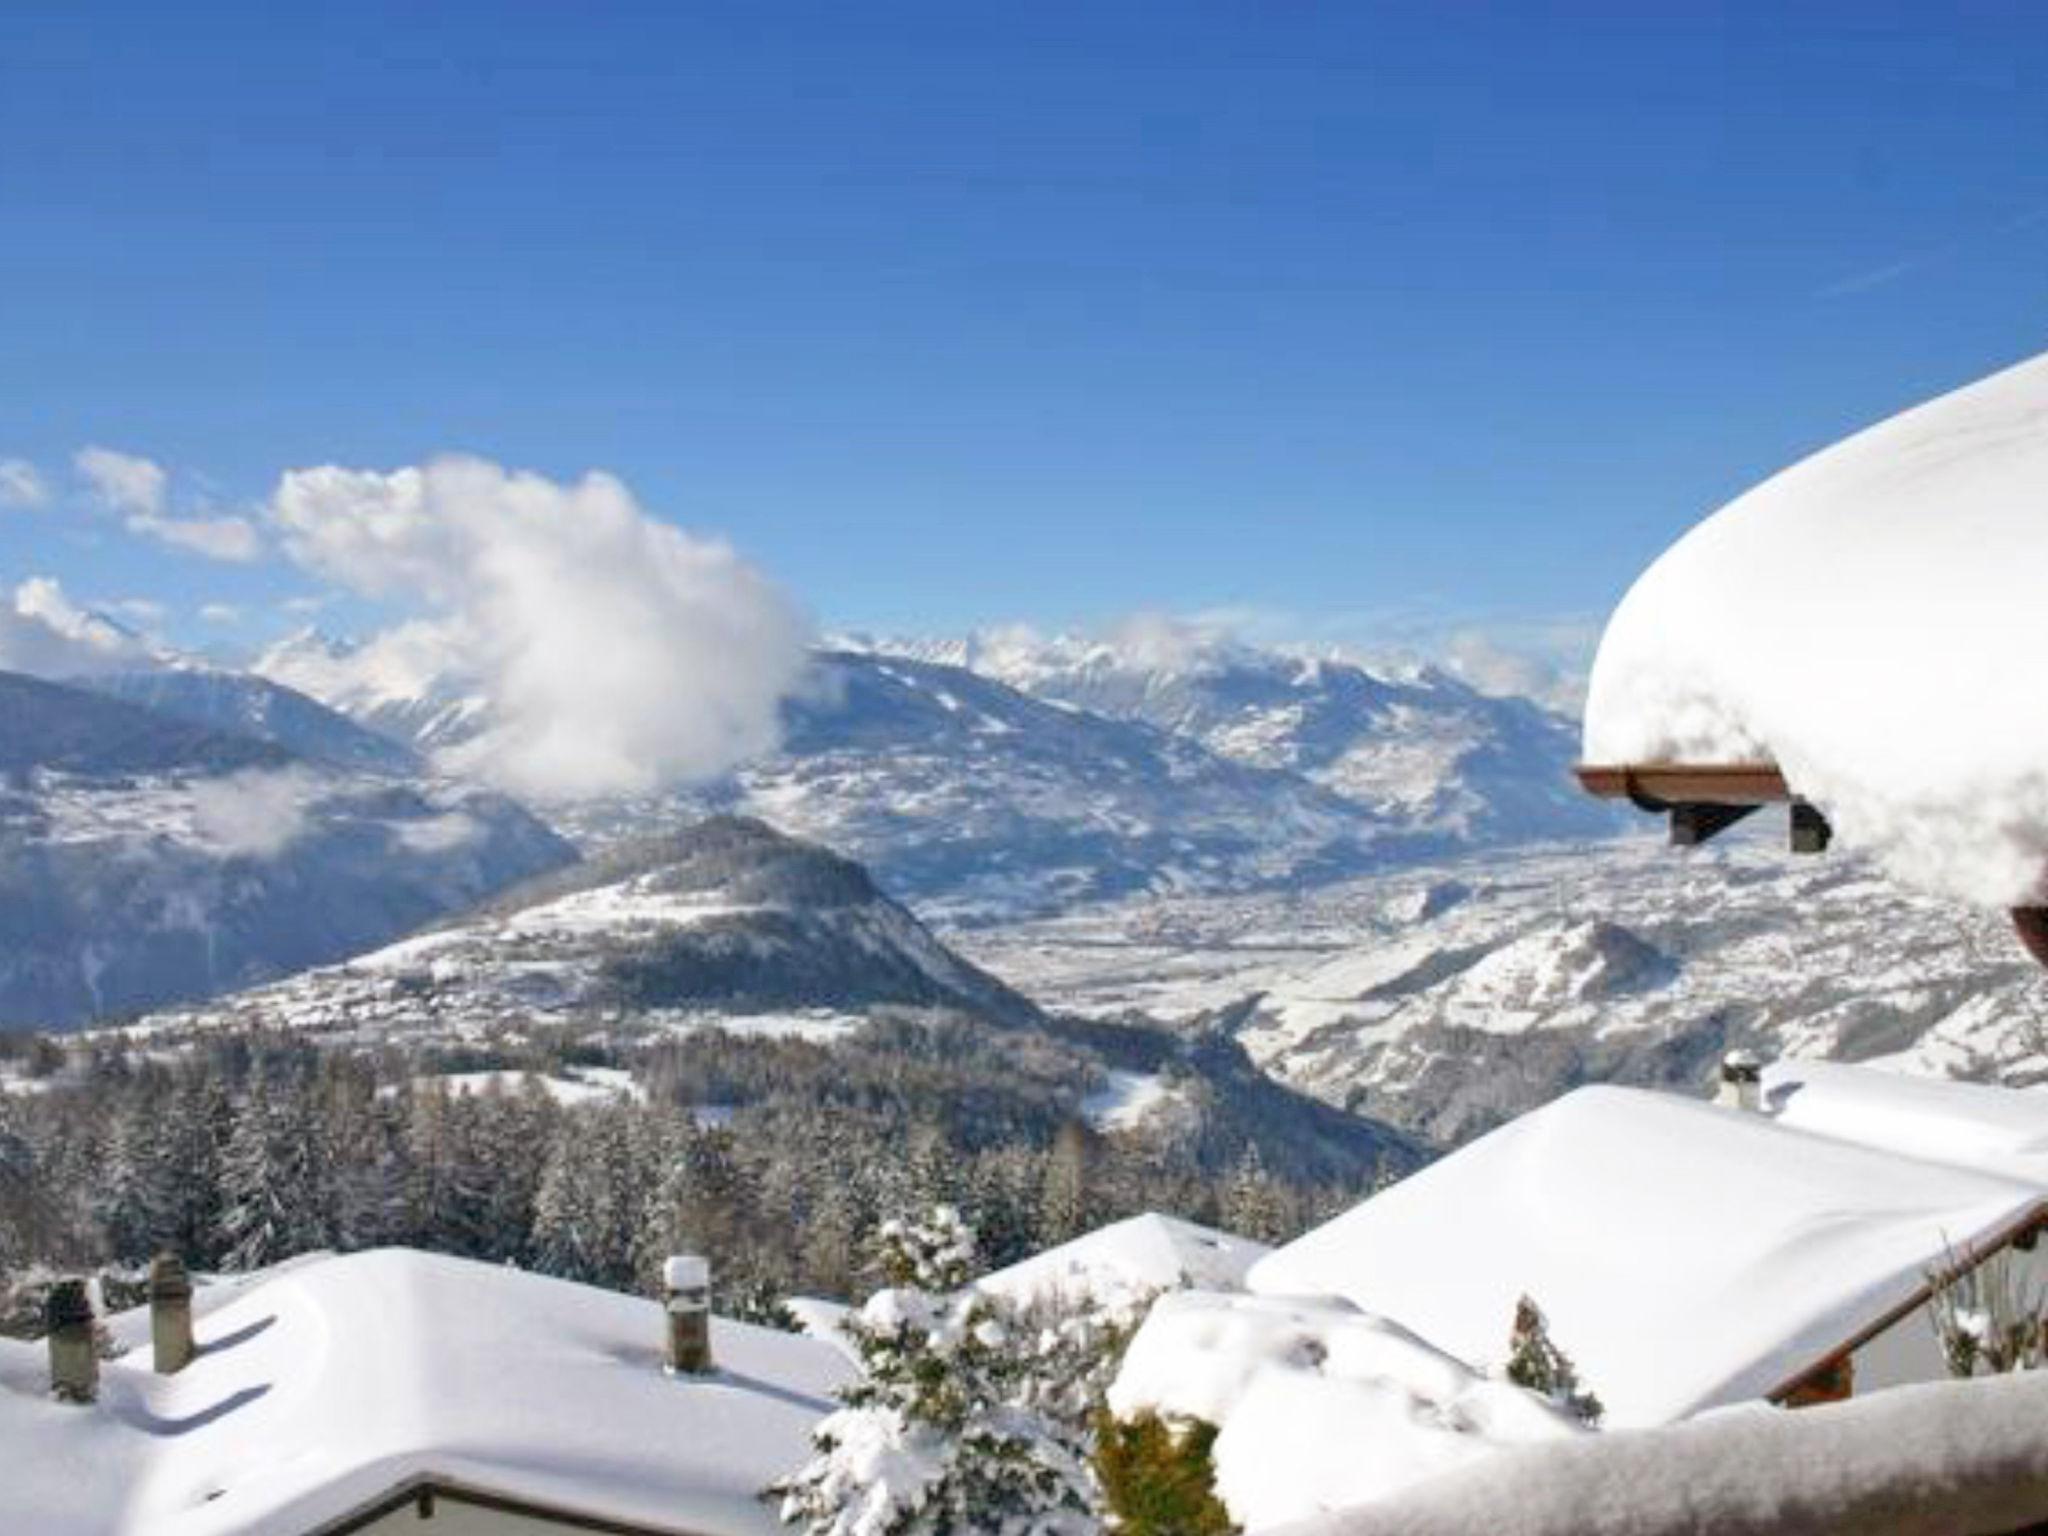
[155,1067,231,1268]
[93,1097,163,1265]
[963,1144,1041,1272]
[322,1060,402,1254]
[220,1061,330,1271]
[1503,1294,1603,1425]
[769,1205,1098,1536]
[1037,1122,1095,1247]
[1218,1145,1295,1246]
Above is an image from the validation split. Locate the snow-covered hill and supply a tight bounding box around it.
[954,829,2048,1145]
[126,815,1047,1044]
[0,670,573,1029]
[113,814,1430,1184]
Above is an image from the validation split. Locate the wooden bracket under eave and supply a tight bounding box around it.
[1574,762,1833,852]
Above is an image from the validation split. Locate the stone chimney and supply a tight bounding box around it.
[149,1252,195,1374]
[1716,1049,1763,1112]
[45,1279,98,1405]
[663,1255,713,1375]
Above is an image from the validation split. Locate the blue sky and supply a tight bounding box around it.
[2,2,2045,666]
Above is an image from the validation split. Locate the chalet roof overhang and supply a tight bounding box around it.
[1764,1199,2048,1408]
[309,1473,721,1536]
[1575,760,2048,970]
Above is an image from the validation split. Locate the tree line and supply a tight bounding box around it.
[0,1018,1377,1332]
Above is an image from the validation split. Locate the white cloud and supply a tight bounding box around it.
[74,445,167,516]
[109,598,169,626]
[127,511,264,563]
[199,602,243,625]
[270,454,812,799]
[0,577,157,678]
[1439,623,1600,713]
[190,766,321,858]
[1100,610,1246,672]
[0,458,47,509]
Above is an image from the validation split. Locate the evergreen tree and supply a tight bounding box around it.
[1037,1122,1094,1247]
[94,1096,164,1264]
[769,1206,1098,1536]
[156,1068,232,1268]
[1218,1145,1293,1245]
[1092,1411,1237,1536]
[1503,1294,1603,1426]
[220,1062,330,1270]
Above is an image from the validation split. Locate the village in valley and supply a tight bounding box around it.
[4,6,2048,1534]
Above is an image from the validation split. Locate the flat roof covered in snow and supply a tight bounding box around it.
[1247,1085,2048,1427]
[0,1248,850,1536]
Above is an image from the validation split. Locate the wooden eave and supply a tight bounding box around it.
[309,1474,716,1536]
[1574,762,1793,807]
[1761,1201,2048,1409]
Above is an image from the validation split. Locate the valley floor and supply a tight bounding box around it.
[952,829,2048,1144]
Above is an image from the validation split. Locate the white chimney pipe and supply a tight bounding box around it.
[1717,1049,1763,1113]
[663,1255,712,1375]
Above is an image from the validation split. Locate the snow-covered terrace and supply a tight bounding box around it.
[0,1249,849,1536]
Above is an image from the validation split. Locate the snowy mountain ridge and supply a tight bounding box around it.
[257,627,1617,918]
[0,668,574,1029]
[126,815,1044,1045]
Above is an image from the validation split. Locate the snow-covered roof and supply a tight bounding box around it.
[1248,1085,2048,1427]
[1108,1290,1582,1530]
[1582,350,2048,909]
[1763,1058,2048,1186]
[975,1212,1269,1308]
[0,1248,849,1536]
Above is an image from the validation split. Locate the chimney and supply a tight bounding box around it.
[663,1255,713,1375]
[45,1279,98,1405]
[1716,1049,1763,1112]
[149,1252,195,1374]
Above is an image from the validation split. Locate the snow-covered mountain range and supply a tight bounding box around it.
[868,630,1609,842]
[257,628,1617,919]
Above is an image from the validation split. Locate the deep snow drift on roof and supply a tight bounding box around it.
[1762,1056,2048,1185]
[1108,1289,1584,1530]
[1582,350,2048,909]
[1246,1084,2048,1427]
